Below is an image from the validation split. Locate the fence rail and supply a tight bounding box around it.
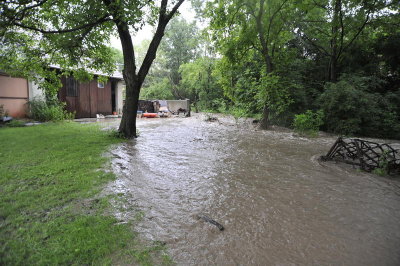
[321,137,400,174]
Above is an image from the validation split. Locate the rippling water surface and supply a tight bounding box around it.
[105,115,400,265]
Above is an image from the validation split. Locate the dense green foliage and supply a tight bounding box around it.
[28,98,75,122]
[138,17,226,111]
[203,0,399,137]
[179,57,223,111]
[293,110,324,137]
[1,0,399,139]
[140,18,204,101]
[168,0,399,139]
[0,1,118,98]
[1,0,186,138]
[138,1,399,138]
[0,123,171,265]
[318,75,400,138]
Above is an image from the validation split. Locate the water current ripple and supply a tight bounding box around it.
[105,115,400,265]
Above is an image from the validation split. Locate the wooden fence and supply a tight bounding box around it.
[321,137,400,174]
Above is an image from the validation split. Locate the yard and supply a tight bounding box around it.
[0,122,170,265]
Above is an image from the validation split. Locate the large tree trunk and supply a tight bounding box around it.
[329,55,337,82]
[329,0,342,82]
[254,0,274,130]
[118,22,168,137]
[119,79,140,138]
[259,105,270,129]
[258,51,273,130]
[104,0,185,138]
[258,50,272,130]
[114,17,140,138]
[118,21,168,137]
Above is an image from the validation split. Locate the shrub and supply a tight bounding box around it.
[372,151,391,176]
[7,120,26,127]
[293,110,324,137]
[318,75,400,138]
[0,104,4,118]
[140,78,174,100]
[28,97,75,122]
[209,98,228,113]
[255,73,293,118]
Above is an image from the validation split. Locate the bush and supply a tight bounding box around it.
[0,104,5,118]
[230,106,252,118]
[140,78,174,100]
[372,151,391,176]
[203,98,228,113]
[293,110,324,137]
[318,77,373,135]
[318,75,400,139]
[7,120,26,127]
[28,98,75,122]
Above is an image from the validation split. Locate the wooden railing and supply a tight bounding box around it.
[321,137,400,174]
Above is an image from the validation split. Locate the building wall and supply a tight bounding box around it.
[60,76,114,118]
[28,79,45,100]
[0,74,29,117]
[96,80,112,114]
[116,81,125,115]
[0,72,121,119]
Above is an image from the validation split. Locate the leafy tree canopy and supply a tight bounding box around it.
[1,0,186,137]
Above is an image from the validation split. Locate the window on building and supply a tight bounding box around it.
[98,81,105,88]
[66,76,78,97]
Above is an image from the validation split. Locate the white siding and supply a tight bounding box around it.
[116,81,125,114]
[28,79,45,100]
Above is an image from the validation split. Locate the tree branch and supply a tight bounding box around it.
[245,2,257,20]
[159,0,168,20]
[138,0,186,82]
[1,0,49,27]
[337,4,345,59]
[166,0,185,20]
[341,7,372,53]
[266,0,289,42]
[19,0,49,13]
[227,3,246,32]
[311,0,327,10]
[12,14,111,34]
[300,32,331,56]
[102,0,137,77]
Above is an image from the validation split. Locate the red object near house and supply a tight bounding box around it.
[142,113,158,118]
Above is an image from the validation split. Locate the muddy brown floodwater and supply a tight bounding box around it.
[105,114,400,265]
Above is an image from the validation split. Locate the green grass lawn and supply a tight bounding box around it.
[0,122,171,265]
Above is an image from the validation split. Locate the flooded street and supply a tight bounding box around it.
[106,115,400,265]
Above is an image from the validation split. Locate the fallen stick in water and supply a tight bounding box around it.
[196,214,224,231]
